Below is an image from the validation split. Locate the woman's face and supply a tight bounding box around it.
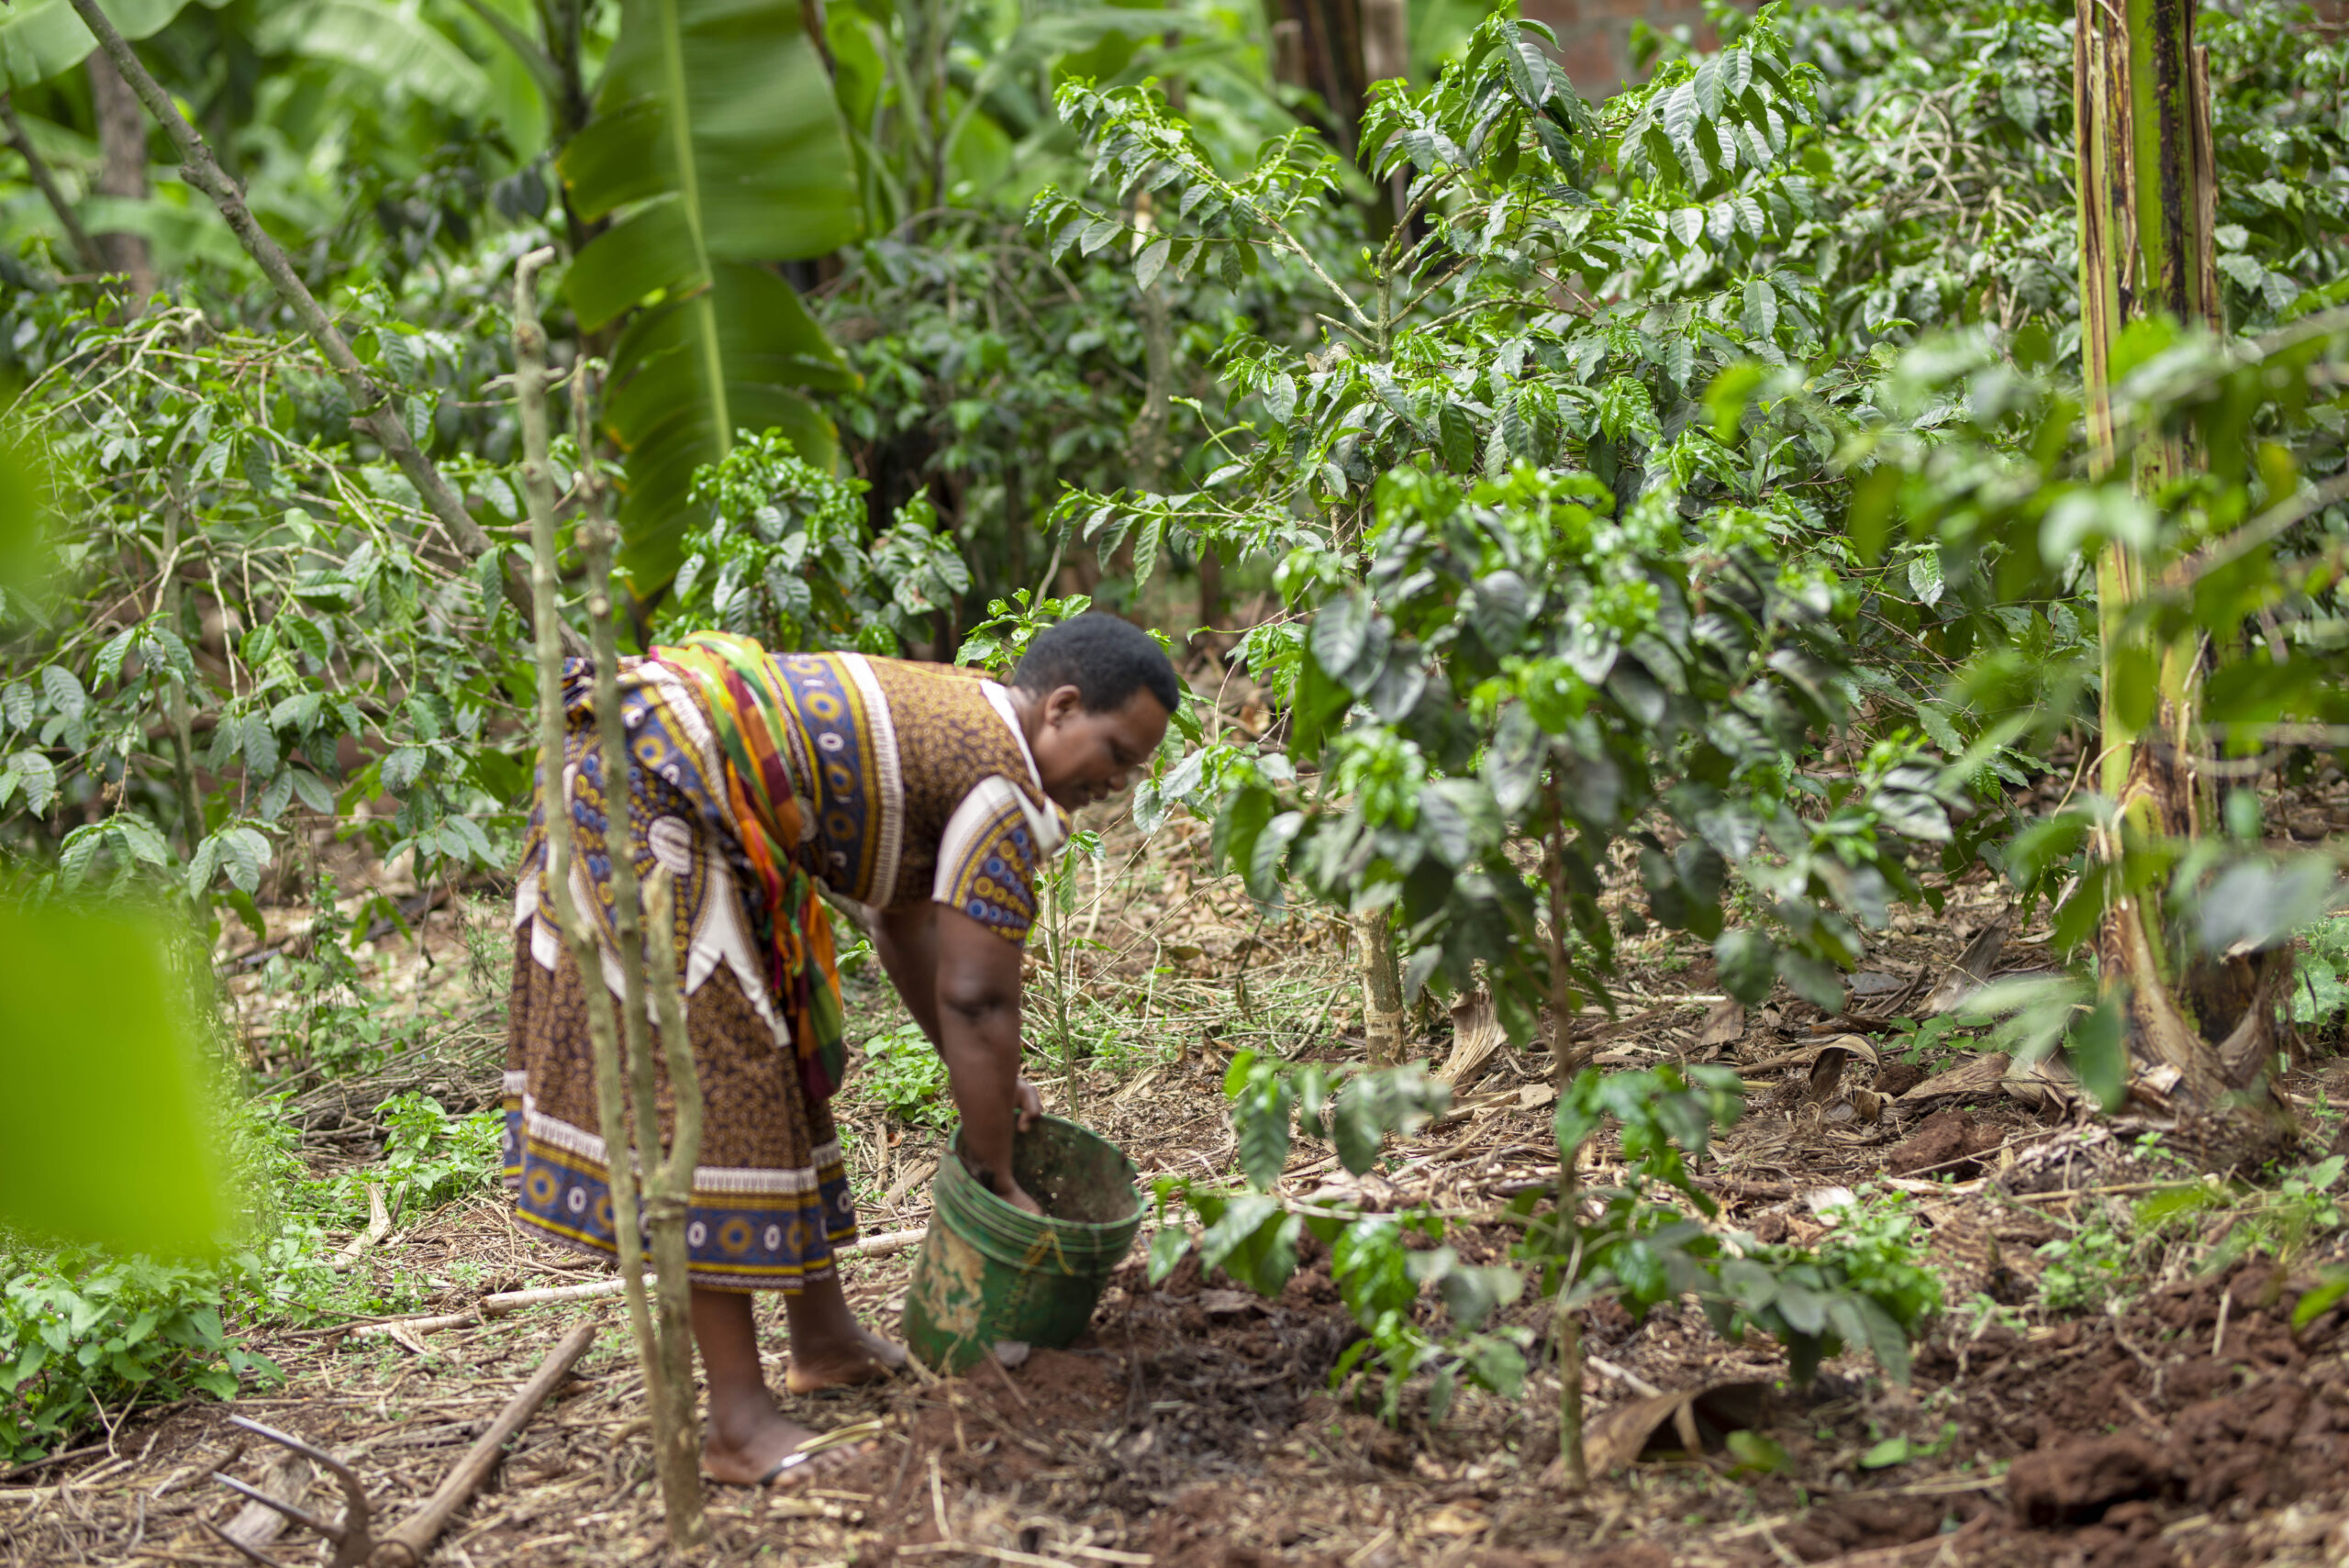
[1030,684,1171,812]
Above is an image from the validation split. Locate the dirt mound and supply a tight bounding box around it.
[1887,1106,2006,1176]
[2009,1435,2175,1526]
[847,1245,1364,1561]
[1877,1259,2349,1565]
[1778,1495,1973,1559]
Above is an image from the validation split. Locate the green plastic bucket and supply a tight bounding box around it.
[900,1116,1144,1373]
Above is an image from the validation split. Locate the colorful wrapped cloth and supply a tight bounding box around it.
[503,639,1069,1293]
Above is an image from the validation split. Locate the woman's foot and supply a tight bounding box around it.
[702,1405,865,1487]
[781,1273,910,1393]
[785,1319,907,1394]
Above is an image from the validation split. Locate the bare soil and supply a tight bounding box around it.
[10,773,2349,1566]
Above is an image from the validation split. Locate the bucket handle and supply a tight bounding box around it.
[1019,1226,1074,1276]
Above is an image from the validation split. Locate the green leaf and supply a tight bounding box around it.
[1134,236,1171,291]
[241,713,278,779]
[112,814,170,868]
[381,745,428,795]
[1726,1430,1790,1476]
[1775,1276,1826,1335]
[289,770,339,816]
[1907,550,1944,610]
[1438,402,1477,473]
[559,0,860,595]
[1197,1193,1282,1273]
[0,0,210,91]
[1436,1262,1522,1330]
[1147,1225,1193,1284]
[0,899,233,1252]
[1418,779,1499,869]
[2065,993,2130,1114]
[1482,701,1543,815]
[257,0,494,116]
[1859,1435,1913,1469]
[1262,373,1297,424]
[1775,948,1845,1010]
[1235,1086,1292,1191]
[1613,1239,1668,1307]
[8,751,57,816]
[40,664,83,725]
[1715,929,1775,1004]
[1693,53,1723,117]
[2294,1273,2349,1330]
[1465,570,1531,651]
[1849,1293,1913,1384]
[1130,515,1163,592]
[1245,810,1304,902]
[1309,591,1373,678]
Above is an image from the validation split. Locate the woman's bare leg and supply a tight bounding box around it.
[782,1271,907,1393]
[691,1286,830,1484]
[690,1282,905,1482]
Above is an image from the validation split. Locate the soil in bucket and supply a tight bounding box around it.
[901,1117,1143,1373]
[1011,1118,1141,1224]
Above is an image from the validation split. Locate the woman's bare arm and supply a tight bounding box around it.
[874,902,944,1044]
[933,905,1041,1211]
[874,901,1040,1209]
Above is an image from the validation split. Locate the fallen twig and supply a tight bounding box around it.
[897,1543,1110,1568]
[0,1443,106,1482]
[332,1185,391,1271]
[206,1319,597,1568]
[2005,1180,2187,1206]
[347,1227,929,1339]
[370,1319,598,1565]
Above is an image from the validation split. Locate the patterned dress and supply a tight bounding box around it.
[504,648,1069,1292]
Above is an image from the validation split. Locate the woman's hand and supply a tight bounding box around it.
[1014,1075,1043,1133]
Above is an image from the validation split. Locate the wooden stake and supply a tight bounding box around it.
[369,1321,598,1567]
[640,867,709,1545]
[1353,910,1405,1066]
[515,250,708,1553]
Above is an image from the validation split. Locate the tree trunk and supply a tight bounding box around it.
[1130,192,1174,492]
[2075,0,2293,1137]
[1359,0,1408,225]
[1264,0,1368,155]
[1197,545,1222,630]
[83,50,156,301]
[1353,909,1405,1065]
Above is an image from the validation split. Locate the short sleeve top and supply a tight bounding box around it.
[760,651,1069,943]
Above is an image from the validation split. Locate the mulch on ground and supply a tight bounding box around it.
[12,768,2349,1566]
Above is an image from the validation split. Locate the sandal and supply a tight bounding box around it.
[735,1418,885,1487]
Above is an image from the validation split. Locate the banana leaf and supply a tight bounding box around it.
[560,0,862,595]
[0,0,225,91]
[254,0,496,119]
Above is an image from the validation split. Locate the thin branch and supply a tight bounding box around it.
[0,92,101,272]
[60,0,580,655]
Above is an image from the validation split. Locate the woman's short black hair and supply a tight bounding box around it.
[1011,615,1181,715]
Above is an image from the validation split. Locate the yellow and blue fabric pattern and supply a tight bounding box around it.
[504,646,1068,1293]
